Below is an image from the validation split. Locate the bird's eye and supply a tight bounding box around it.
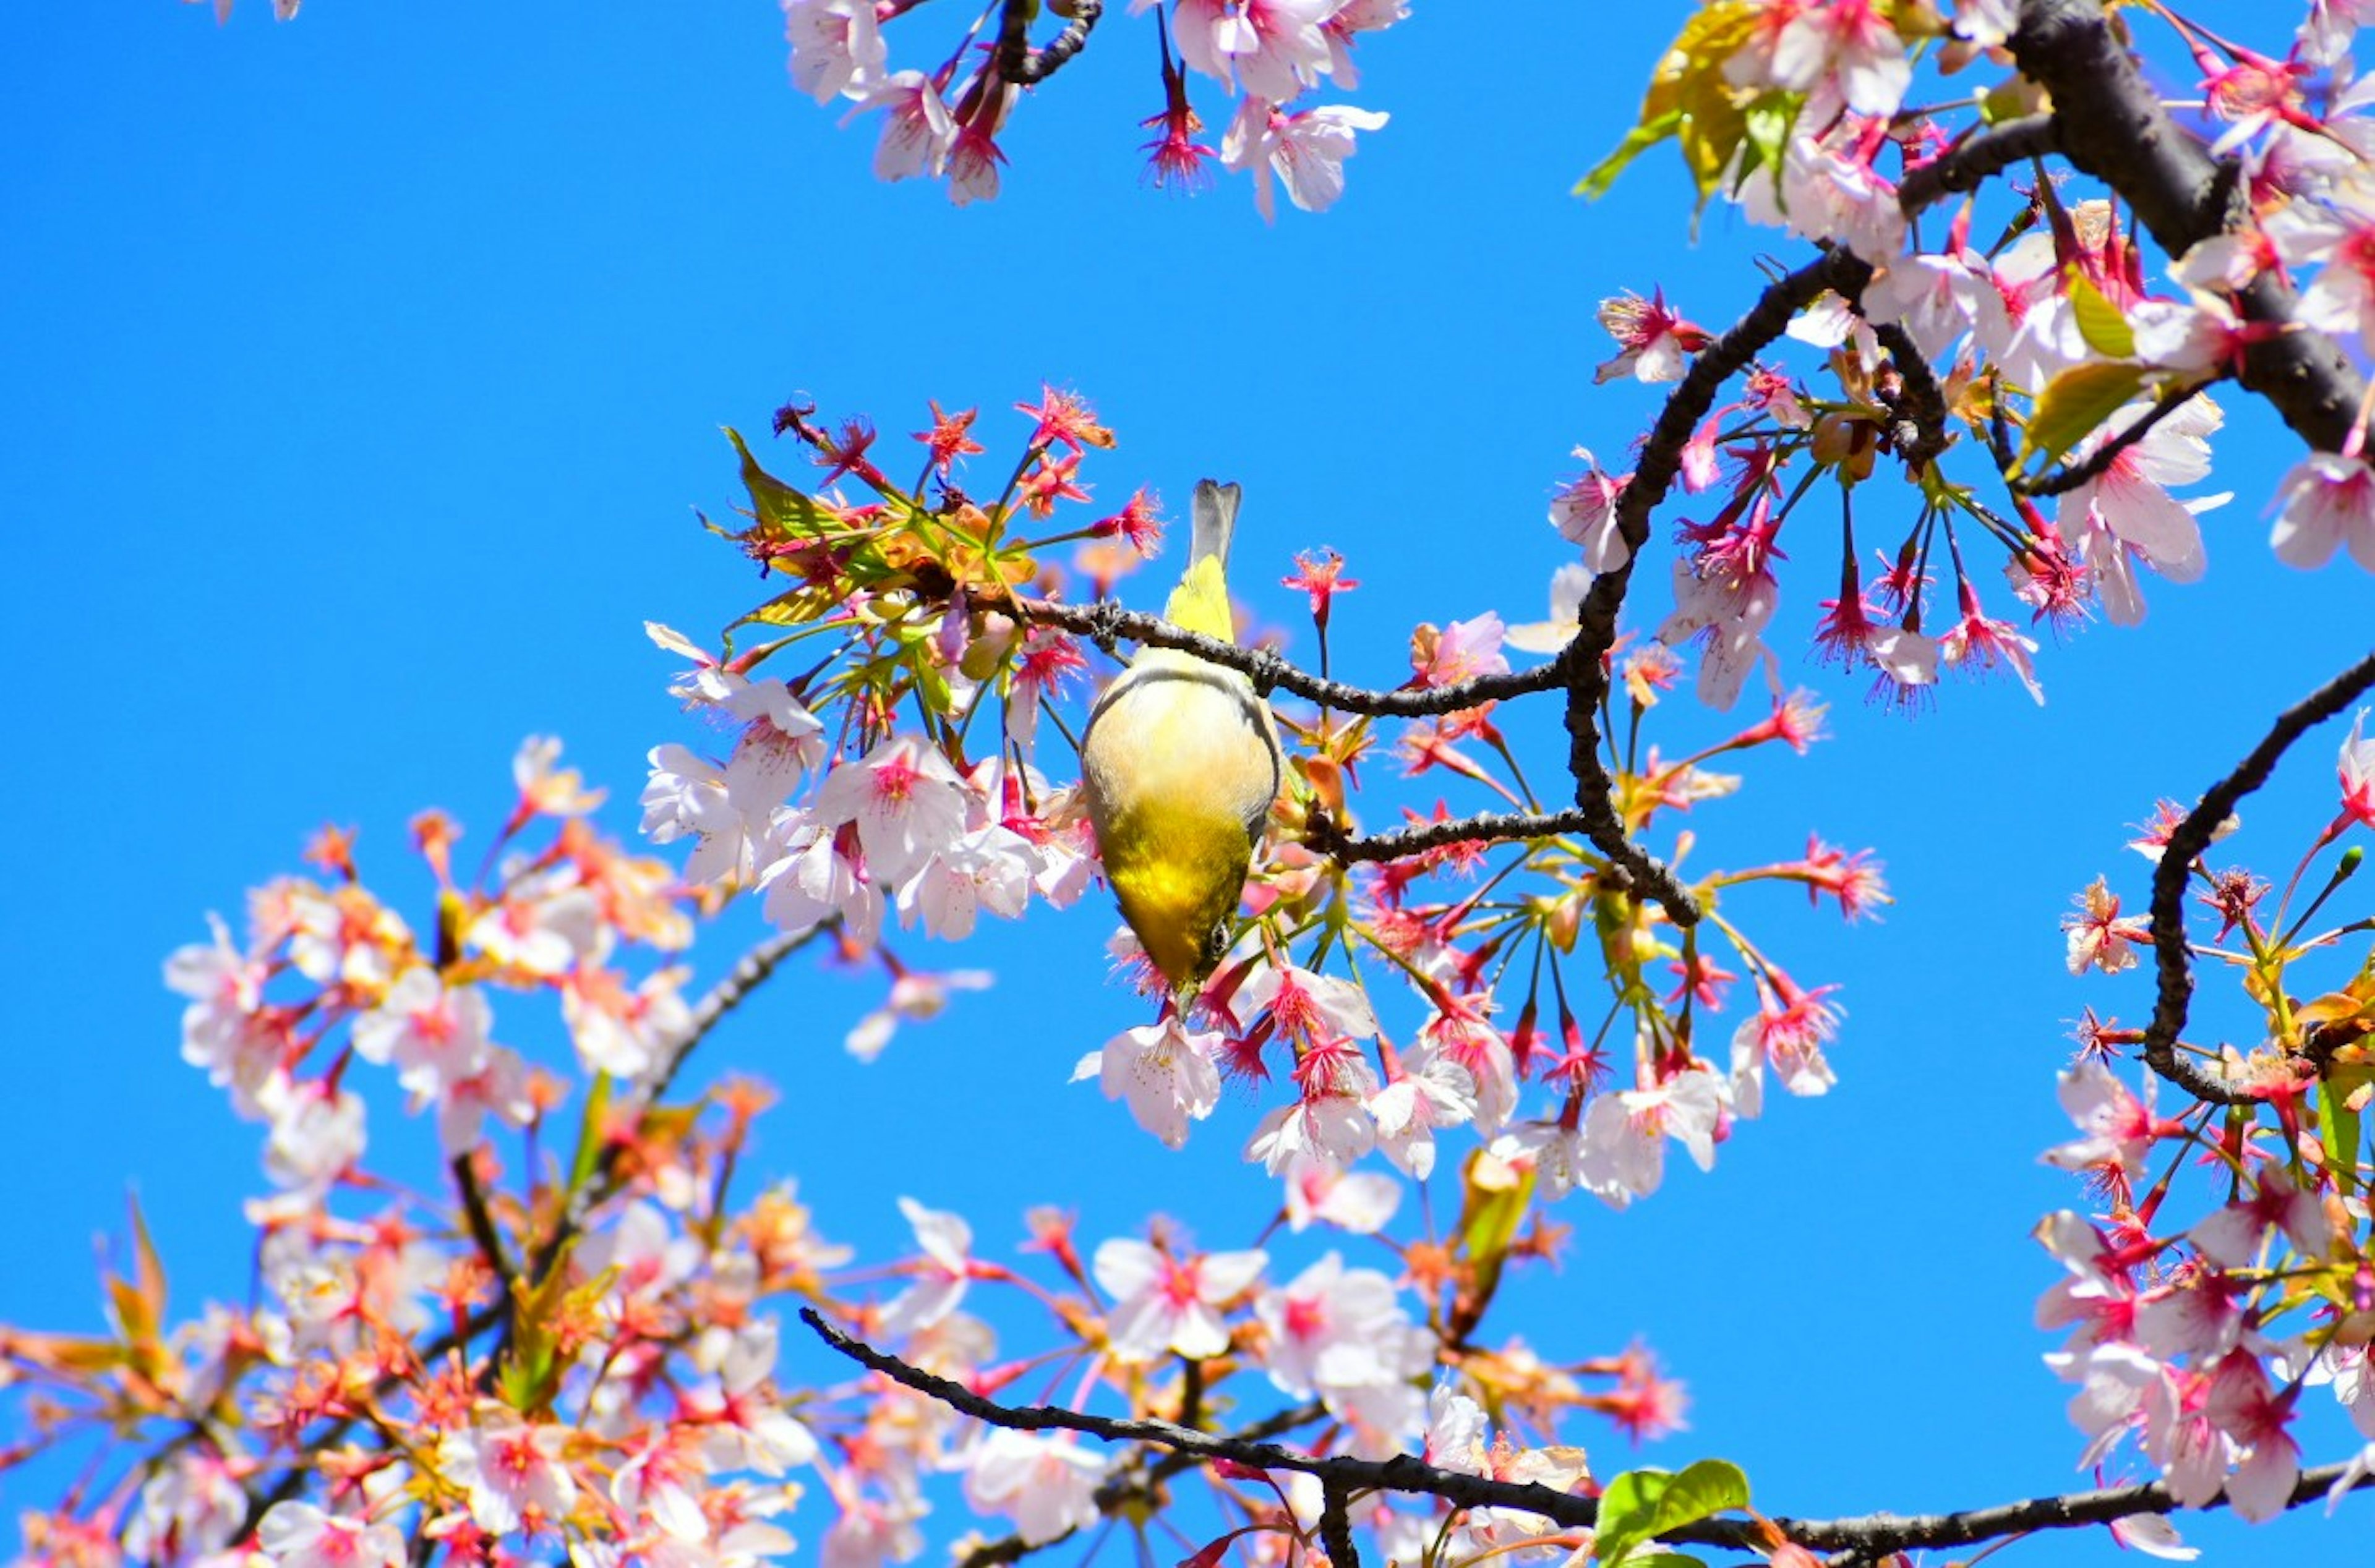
[1202,922,1231,968]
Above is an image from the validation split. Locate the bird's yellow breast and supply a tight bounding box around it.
[1080,654,1282,989]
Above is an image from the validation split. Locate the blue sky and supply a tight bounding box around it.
[4,2,2371,1562]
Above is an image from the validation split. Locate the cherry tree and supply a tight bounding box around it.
[10,3,2375,1567]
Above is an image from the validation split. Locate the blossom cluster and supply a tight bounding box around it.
[2042,710,2375,1519]
[646,390,1881,1218]
[781,0,1403,216]
[1549,0,2375,733]
[1,748,1675,1567]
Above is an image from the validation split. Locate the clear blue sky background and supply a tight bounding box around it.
[4,2,2370,1561]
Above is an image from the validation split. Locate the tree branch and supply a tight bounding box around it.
[1898,113,2062,216]
[2142,650,2375,1103]
[1872,321,1953,474]
[996,0,1101,87]
[1305,806,1612,867]
[1009,595,1570,717]
[802,1309,2375,1556]
[2009,0,2366,453]
[2011,380,2224,498]
[1562,250,1873,929]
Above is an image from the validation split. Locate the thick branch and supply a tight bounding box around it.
[996,0,1101,86]
[2009,0,2366,453]
[804,1310,2374,1556]
[2143,651,2375,1102]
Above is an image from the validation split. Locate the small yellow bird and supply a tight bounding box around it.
[1080,479,1283,995]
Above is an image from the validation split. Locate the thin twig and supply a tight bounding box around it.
[450,1151,516,1291]
[1898,114,2061,216]
[1306,806,1607,866]
[801,1308,2375,1555]
[2142,651,2375,1103]
[1010,595,1571,717]
[2011,382,2223,498]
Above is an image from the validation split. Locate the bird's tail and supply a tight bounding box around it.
[1190,479,1242,568]
[1164,479,1242,640]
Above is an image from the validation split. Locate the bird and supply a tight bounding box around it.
[1079,479,1284,997]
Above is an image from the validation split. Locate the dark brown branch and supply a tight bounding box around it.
[2011,380,2224,498]
[450,1151,515,1290]
[1306,807,1607,867]
[2143,651,2375,1103]
[804,1308,2375,1556]
[996,0,1102,86]
[1010,595,1572,717]
[1898,114,2061,216]
[2009,0,2366,453]
[1565,250,1872,929]
[1872,322,1953,474]
[1319,1478,1360,1568]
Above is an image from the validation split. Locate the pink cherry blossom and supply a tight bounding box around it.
[1076,1015,1224,1149]
[1254,1252,1408,1398]
[962,1430,1109,1546]
[781,0,886,104]
[1092,1237,1267,1362]
[255,1503,405,1568]
[2063,876,2149,975]
[2043,1060,2171,1179]
[1593,290,1707,384]
[438,1421,579,1534]
[1280,1154,1400,1233]
[815,735,971,885]
[1220,96,1389,221]
[1172,0,1340,101]
[2270,451,2375,571]
[881,1197,983,1334]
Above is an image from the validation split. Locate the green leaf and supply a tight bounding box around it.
[1594,1460,1750,1566]
[1456,1149,1534,1310]
[2321,1064,2373,1197]
[724,427,835,540]
[1577,1,1763,205]
[1618,1556,1709,1568]
[1578,111,1683,200]
[2067,270,2138,360]
[568,1070,614,1197]
[2021,362,2147,469]
[1737,93,1797,189]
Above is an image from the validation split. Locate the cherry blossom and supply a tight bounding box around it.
[1077,1015,1225,1149]
[1220,96,1389,220]
[255,1503,406,1568]
[2270,450,2375,571]
[1092,1237,1267,1362]
[961,1430,1109,1546]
